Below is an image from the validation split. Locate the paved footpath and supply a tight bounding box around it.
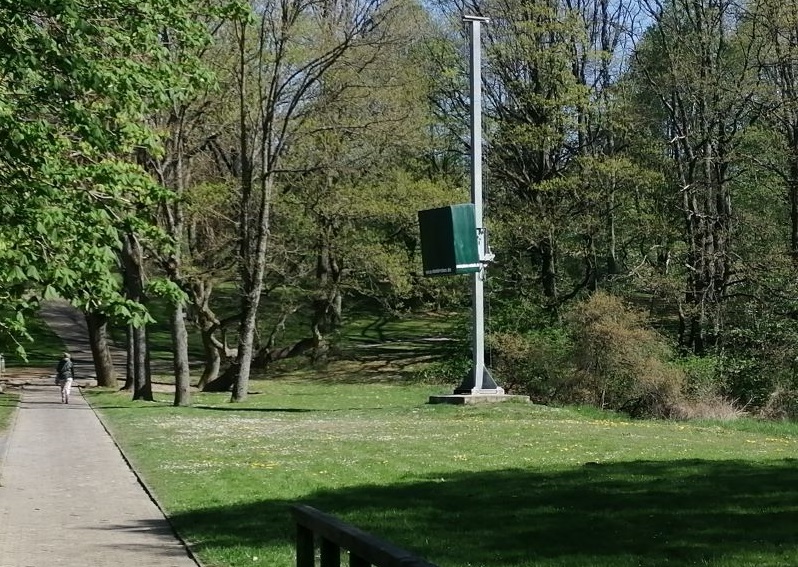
[0,385,199,567]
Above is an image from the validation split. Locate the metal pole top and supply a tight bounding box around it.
[462,14,489,22]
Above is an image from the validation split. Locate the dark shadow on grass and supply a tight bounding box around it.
[344,342,459,362]
[194,405,402,413]
[79,405,170,410]
[166,459,798,567]
[193,406,315,413]
[302,349,459,386]
[89,405,315,414]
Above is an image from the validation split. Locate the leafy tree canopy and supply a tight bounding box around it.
[0,0,210,356]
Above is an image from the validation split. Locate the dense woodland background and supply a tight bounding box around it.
[4,0,798,418]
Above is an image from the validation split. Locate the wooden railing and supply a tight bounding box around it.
[291,505,439,567]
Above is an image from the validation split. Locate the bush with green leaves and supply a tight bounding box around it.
[667,355,744,421]
[412,352,471,386]
[761,386,798,420]
[719,308,798,409]
[565,291,684,418]
[488,329,574,402]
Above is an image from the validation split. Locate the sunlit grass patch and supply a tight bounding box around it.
[0,391,18,433]
[88,380,798,567]
[1,310,64,367]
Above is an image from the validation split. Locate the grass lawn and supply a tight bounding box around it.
[0,392,18,433]
[114,293,465,371]
[1,310,64,367]
[87,378,798,567]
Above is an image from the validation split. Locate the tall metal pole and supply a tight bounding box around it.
[455,15,503,395]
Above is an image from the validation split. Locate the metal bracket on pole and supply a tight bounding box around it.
[478,228,495,264]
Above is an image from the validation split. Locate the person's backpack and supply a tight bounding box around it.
[57,358,73,380]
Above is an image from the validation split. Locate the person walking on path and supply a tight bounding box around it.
[55,352,75,404]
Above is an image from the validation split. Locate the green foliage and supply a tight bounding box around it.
[0,309,32,360]
[146,278,189,307]
[412,353,471,386]
[719,307,798,408]
[0,309,65,366]
[760,386,798,421]
[271,0,464,321]
[487,291,554,334]
[7,0,798,414]
[489,329,574,402]
[0,0,209,349]
[677,355,723,399]
[566,291,685,417]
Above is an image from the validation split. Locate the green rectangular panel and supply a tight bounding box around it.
[450,203,480,274]
[418,204,480,277]
[418,206,455,276]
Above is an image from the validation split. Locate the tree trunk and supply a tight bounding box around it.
[161,112,191,406]
[233,289,260,401]
[198,327,221,388]
[85,311,116,388]
[253,337,318,368]
[232,120,274,401]
[540,233,557,300]
[311,234,340,342]
[586,235,597,292]
[140,44,198,405]
[191,279,223,389]
[132,324,153,401]
[790,133,798,263]
[231,20,258,403]
[225,3,378,399]
[171,302,191,406]
[122,231,153,400]
[606,184,619,275]
[123,324,134,391]
[205,364,237,392]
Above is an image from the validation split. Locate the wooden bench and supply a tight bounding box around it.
[291,505,439,567]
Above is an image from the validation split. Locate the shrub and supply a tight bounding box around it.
[678,355,722,399]
[566,291,685,418]
[670,355,744,421]
[720,305,798,409]
[760,387,798,421]
[670,394,746,421]
[412,353,471,386]
[488,329,574,402]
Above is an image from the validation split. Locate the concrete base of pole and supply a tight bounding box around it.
[428,393,530,405]
[454,366,502,394]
